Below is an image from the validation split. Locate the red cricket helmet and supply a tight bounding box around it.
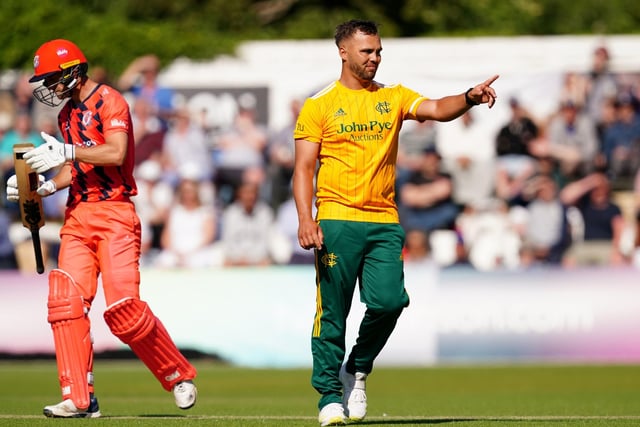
[30,39,89,107]
[30,39,87,83]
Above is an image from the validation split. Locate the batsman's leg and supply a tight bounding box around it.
[46,269,94,412]
[104,297,197,407]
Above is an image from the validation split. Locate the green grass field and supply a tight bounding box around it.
[1,359,640,426]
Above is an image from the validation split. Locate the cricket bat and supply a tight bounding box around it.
[13,143,45,274]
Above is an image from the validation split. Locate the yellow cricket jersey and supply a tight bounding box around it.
[294,80,427,223]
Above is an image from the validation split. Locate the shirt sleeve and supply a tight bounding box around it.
[101,89,131,138]
[293,98,322,143]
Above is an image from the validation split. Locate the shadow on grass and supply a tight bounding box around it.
[136,414,187,418]
[357,420,454,425]
[357,418,581,425]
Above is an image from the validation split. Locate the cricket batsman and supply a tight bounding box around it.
[5,39,197,417]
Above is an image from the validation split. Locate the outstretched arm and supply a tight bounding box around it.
[416,74,499,122]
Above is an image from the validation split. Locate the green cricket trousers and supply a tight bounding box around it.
[311,220,410,409]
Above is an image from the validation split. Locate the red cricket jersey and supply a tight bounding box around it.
[58,84,138,207]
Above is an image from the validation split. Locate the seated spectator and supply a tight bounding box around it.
[519,175,572,266]
[131,96,166,166]
[220,181,290,266]
[558,71,589,112]
[0,113,46,220]
[494,97,540,204]
[397,119,437,181]
[275,192,316,265]
[12,72,36,117]
[0,112,42,179]
[397,146,459,233]
[584,45,618,131]
[213,93,268,205]
[154,176,220,268]
[632,169,640,267]
[161,107,214,187]
[560,172,626,266]
[427,229,461,267]
[455,199,522,271]
[0,208,17,269]
[601,93,640,189]
[529,100,600,181]
[495,97,539,158]
[402,229,432,265]
[266,98,301,210]
[436,110,496,207]
[133,159,174,258]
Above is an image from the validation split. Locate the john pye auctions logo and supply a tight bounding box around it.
[337,120,392,134]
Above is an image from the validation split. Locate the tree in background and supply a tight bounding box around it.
[0,0,639,77]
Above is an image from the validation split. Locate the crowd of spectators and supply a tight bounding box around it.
[398,45,640,270]
[2,45,640,273]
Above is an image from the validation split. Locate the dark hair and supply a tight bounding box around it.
[334,20,379,47]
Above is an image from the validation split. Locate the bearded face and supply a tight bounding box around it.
[340,31,382,83]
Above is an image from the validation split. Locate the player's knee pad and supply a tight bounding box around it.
[103,298,196,391]
[48,269,86,323]
[103,297,155,344]
[47,269,92,410]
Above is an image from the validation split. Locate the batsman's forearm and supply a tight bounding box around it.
[74,144,125,166]
[51,164,73,191]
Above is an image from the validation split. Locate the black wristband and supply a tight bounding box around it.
[465,88,479,106]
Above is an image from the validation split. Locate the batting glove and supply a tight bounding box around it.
[5,174,56,203]
[23,132,75,173]
[5,174,19,202]
[37,179,57,197]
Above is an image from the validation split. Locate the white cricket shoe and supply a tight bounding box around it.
[173,380,197,409]
[318,402,346,426]
[43,395,101,418]
[339,364,367,421]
